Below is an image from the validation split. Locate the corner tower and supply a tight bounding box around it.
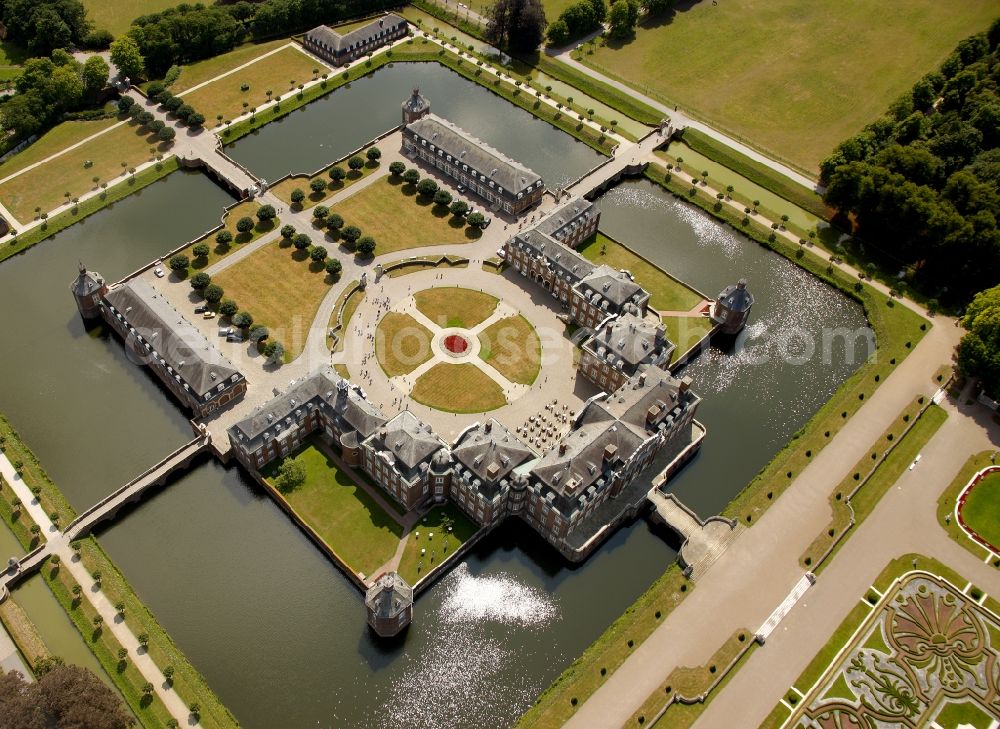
[711,278,754,335]
[401,87,430,125]
[70,263,107,320]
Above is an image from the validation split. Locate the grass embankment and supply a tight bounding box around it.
[181,46,326,122]
[332,178,477,256]
[578,231,705,312]
[578,0,998,173]
[327,282,364,352]
[184,200,277,270]
[478,315,541,385]
[662,316,716,364]
[0,473,40,550]
[212,236,337,360]
[262,443,403,578]
[675,129,830,220]
[936,451,1000,563]
[0,415,75,529]
[799,399,947,569]
[636,630,754,729]
[643,164,931,527]
[397,503,479,584]
[0,122,170,225]
[0,158,179,265]
[761,553,1000,729]
[375,312,435,377]
[0,597,50,668]
[223,39,617,155]
[385,254,469,278]
[414,286,498,328]
[518,166,931,728]
[411,363,507,413]
[270,158,380,211]
[516,564,690,729]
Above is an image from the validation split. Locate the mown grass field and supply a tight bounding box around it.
[171,39,292,92]
[212,237,335,359]
[375,312,435,376]
[936,451,1000,563]
[0,122,166,224]
[411,363,507,412]
[263,442,403,577]
[184,200,276,270]
[82,0,180,36]
[581,0,999,173]
[270,159,379,209]
[578,232,704,312]
[661,315,715,362]
[181,46,327,122]
[0,118,119,183]
[414,286,498,328]
[332,178,476,256]
[478,314,541,385]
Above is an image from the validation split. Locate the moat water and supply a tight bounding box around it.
[0,63,868,729]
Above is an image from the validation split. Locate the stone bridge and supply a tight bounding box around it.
[64,433,210,540]
[561,126,672,201]
[647,488,742,580]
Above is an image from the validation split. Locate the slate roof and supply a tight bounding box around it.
[103,278,241,398]
[452,419,536,485]
[365,572,412,618]
[535,198,598,242]
[406,113,542,195]
[585,367,698,438]
[71,265,104,297]
[577,265,647,309]
[531,414,642,497]
[228,366,384,450]
[305,13,406,54]
[515,229,595,282]
[583,313,671,370]
[717,279,754,312]
[370,411,445,473]
[402,87,429,115]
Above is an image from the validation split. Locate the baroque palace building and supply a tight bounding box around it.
[225,188,704,562]
[302,13,407,67]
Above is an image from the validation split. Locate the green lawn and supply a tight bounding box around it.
[212,236,336,359]
[936,451,1000,564]
[478,315,541,385]
[185,200,277,270]
[411,363,507,413]
[414,286,498,328]
[960,471,1000,551]
[580,0,999,173]
[270,159,379,210]
[935,700,996,729]
[264,443,403,578]
[0,118,119,182]
[661,315,715,362]
[181,45,327,122]
[578,232,704,312]
[332,178,478,256]
[375,312,435,376]
[0,121,166,225]
[82,0,180,36]
[397,503,479,584]
[171,39,292,92]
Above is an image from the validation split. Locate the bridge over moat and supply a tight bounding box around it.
[647,488,742,581]
[0,431,210,600]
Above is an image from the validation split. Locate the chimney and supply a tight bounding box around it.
[737,278,747,289]
[679,376,693,394]
[484,420,492,433]
[486,463,500,480]
[603,444,617,462]
[558,443,567,456]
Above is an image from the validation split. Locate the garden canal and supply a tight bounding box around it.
[0,65,867,729]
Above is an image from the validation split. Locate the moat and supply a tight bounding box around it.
[0,63,867,729]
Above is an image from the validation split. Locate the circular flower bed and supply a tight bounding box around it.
[443,334,469,354]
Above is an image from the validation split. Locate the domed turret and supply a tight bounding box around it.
[70,263,107,320]
[402,87,430,125]
[711,278,753,335]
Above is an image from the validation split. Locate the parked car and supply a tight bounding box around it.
[226,333,245,343]
[465,207,477,218]
[481,217,492,229]
[194,305,207,314]
[203,311,216,320]
[457,185,465,194]
[496,248,506,259]
[219,326,232,336]
[153,268,165,278]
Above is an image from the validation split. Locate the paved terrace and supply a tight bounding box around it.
[648,488,742,581]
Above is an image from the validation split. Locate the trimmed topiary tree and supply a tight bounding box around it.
[235,217,254,234]
[204,283,224,303]
[313,205,329,219]
[389,161,405,177]
[341,225,362,246]
[293,233,311,250]
[328,166,346,183]
[310,178,327,194]
[325,258,342,278]
[256,204,276,222]
[356,236,376,257]
[449,200,469,217]
[219,300,239,317]
[326,213,344,231]
[433,189,453,207]
[233,311,254,329]
[290,188,305,204]
[347,155,365,171]
[402,168,420,185]
[366,147,381,163]
[192,243,210,259]
[310,246,328,262]
[216,230,233,247]
[190,272,211,290]
[168,254,189,271]
[280,224,295,239]
[416,178,438,198]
